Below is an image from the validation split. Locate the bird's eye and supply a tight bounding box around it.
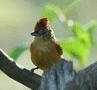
[35,31,39,33]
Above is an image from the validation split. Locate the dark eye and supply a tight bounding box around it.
[35,31,39,33]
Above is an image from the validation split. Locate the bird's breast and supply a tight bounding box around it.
[30,41,61,70]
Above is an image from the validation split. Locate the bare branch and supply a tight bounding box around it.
[0,49,41,90]
[40,59,97,90]
[1,48,97,90]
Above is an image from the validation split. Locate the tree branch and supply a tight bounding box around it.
[40,59,97,90]
[1,48,97,90]
[0,49,41,90]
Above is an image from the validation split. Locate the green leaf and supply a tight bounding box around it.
[64,0,80,13]
[60,38,89,63]
[72,22,92,46]
[41,3,66,22]
[41,8,56,22]
[10,46,27,60]
[87,21,97,44]
[72,22,84,38]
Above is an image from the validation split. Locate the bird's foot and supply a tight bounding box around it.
[29,67,39,74]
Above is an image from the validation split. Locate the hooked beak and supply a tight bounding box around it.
[31,31,38,36]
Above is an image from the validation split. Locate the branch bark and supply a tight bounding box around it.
[0,49,41,90]
[40,59,97,90]
[0,48,97,90]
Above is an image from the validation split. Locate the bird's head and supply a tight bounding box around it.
[31,18,52,39]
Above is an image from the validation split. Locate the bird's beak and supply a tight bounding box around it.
[31,31,38,36]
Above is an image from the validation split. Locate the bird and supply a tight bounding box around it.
[30,18,63,71]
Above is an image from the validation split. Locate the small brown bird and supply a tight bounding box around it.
[30,18,63,71]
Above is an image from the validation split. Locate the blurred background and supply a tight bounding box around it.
[0,0,97,90]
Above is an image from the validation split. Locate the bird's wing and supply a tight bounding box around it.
[53,41,63,55]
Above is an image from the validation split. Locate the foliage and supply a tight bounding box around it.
[60,22,97,65]
[64,0,80,13]
[41,0,80,22]
[41,3,65,22]
[10,46,27,60]
[41,2,97,66]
